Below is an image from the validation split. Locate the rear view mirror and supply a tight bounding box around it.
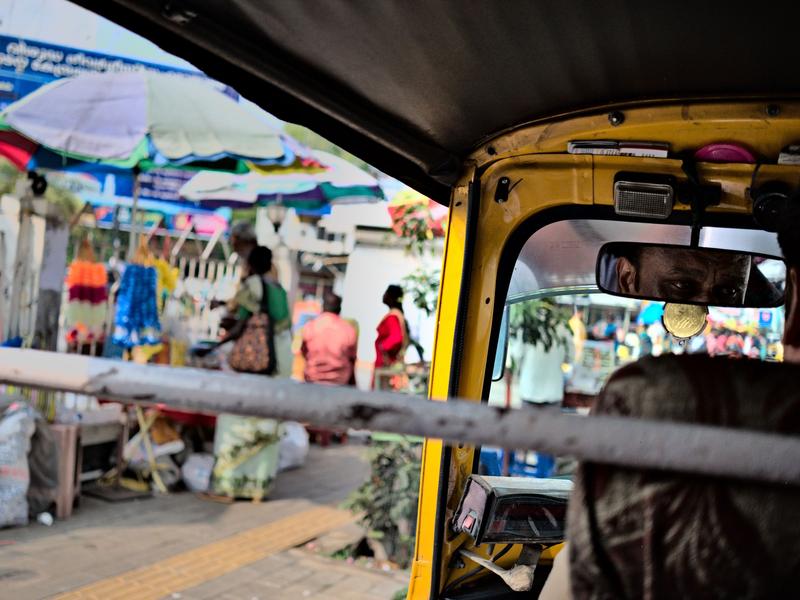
[596,242,785,308]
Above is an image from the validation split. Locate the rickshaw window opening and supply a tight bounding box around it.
[480,206,772,406]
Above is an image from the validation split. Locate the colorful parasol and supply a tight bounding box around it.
[387,187,448,239]
[0,71,316,171]
[178,150,383,210]
[0,71,322,254]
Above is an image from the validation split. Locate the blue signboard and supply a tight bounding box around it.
[0,35,237,110]
[0,35,237,212]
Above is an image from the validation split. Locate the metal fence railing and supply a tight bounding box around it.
[1,348,799,486]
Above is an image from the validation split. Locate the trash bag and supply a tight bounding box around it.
[27,414,58,517]
[159,456,182,490]
[0,403,36,527]
[181,453,214,492]
[278,422,309,472]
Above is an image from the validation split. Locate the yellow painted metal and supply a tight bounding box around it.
[472,101,800,165]
[408,100,800,599]
[407,175,473,599]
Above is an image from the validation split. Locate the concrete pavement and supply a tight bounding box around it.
[0,444,409,600]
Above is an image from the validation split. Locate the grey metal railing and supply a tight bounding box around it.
[1,348,799,486]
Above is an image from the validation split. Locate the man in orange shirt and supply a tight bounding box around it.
[301,293,358,385]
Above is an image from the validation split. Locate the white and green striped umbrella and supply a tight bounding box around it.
[1,70,297,170]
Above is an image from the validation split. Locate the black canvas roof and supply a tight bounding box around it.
[75,1,800,203]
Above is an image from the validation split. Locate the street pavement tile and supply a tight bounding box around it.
[0,445,409,600]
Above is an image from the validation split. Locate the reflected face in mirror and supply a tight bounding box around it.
[597,242,786,308]
[616,247,751,305]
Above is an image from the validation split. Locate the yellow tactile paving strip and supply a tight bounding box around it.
[54,505,354,600]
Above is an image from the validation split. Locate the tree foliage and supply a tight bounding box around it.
[509,298,570,352]
[283,123,379,176]
[402,266,440,317]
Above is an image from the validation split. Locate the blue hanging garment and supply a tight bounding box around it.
[112,264,161,349]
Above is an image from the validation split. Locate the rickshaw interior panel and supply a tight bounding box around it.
[444,201,789,597]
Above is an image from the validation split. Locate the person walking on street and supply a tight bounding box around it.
[203,245,293,501]
[301,293,358,385]
[373,285,409,389]
[211,221,259,329]
[202,245,292,376]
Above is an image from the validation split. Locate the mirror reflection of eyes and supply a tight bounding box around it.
[596,242,785,308]
[713,281,746,302]
[661,278,700,298]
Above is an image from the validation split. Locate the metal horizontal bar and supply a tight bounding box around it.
[2,349,799,486]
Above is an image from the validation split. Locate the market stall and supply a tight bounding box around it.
[0,70,322,523]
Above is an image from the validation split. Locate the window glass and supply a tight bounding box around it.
[481,218,785,480]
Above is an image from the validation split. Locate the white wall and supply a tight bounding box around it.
[320,202,393,233]
[340,245,439,367]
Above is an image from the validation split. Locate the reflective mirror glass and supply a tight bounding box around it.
[596,242,785,308]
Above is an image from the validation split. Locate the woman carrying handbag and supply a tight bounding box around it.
[200,245,292,501]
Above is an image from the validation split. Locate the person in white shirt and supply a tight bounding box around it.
[510,322,574,406]
[509,316,573,478]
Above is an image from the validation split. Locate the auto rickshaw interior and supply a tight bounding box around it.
[18,3,800,599]
[434,104,799,599]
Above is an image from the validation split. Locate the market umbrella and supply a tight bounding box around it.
[0,71,309,170]
[0,71,321,253]
[178,150,383,211]
[387,187,448,239]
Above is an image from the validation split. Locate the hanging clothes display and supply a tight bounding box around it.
[153,257,178,312]
[65,240,108,346]
[149,256,180,365]
[112,242,162,352]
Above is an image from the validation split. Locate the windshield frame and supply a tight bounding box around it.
[482,206,777,403]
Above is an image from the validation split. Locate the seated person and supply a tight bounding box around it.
[542,214,800,599]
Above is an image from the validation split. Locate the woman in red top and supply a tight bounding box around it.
[373,285,409,387]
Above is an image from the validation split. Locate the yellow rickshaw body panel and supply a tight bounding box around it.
[408,100,800,599]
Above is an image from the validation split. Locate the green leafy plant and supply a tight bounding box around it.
[402,266,441,317]
[392,588,409,600]
[345,440,421,568]
[509,298,570,352]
